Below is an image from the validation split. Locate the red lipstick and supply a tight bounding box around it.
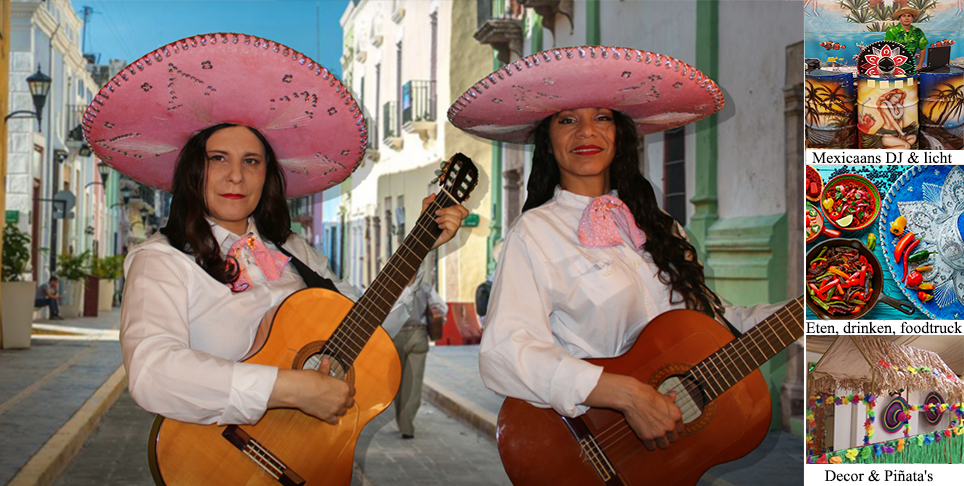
[571,145,603,155]
[220,194,244,199]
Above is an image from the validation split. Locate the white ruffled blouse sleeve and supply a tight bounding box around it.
[479,229,604,418]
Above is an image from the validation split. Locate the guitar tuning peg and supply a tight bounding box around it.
[434,170,443,176]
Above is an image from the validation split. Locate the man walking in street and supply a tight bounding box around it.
[35,276,63,320]
[393,277,447,439]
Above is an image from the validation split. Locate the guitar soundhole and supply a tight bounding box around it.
[657,375,705,424]
[294,341,355,387]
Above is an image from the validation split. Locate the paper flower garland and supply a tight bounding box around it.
[876,359,960,383]
[807,425,964,464]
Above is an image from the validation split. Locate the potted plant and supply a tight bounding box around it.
[57,250,90,318]
[2,223,36,348]
[91,255,124,312]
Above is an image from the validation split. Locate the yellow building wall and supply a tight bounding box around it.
[0,0,12,347]
[442,0,494,304]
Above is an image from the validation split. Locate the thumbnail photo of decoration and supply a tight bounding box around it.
[806,335,964,464]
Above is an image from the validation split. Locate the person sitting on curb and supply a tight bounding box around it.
[35,276,63,320]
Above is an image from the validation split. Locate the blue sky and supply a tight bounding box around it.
[81,1,348,77]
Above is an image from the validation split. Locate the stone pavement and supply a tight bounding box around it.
[1,309,804,486]
[0,309,125,486]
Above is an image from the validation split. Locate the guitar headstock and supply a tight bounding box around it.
[433,153,479,204]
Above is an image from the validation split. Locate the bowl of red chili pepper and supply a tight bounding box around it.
[820,174,881,232]
[806,238,915,319]
[806,165,823,203]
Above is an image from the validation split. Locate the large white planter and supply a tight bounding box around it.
[2,281,36,349]
[60,279,85,319]
[98,279,114,312]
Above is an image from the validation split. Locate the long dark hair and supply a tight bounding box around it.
[160,123,292,284]
[523,110,724,316]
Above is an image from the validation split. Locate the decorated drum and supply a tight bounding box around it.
[805,72,856,149]
[857,75,919,150]
[918,71,964,150]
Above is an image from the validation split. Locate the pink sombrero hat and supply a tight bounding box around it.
[447,46,724,144]
[83,33,366,198]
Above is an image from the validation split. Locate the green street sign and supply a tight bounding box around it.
[464,213,480,228]
[5,210,19,223]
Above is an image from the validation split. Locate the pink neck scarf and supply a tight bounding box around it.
[577,195,647,250]
[226,234,291,292]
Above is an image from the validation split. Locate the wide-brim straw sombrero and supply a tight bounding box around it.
[447,46,724,144]
[892,7,920,20]
[83,33,366,198]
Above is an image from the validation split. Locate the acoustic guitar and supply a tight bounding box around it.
[496,296,804,486]
[146,154,478,485]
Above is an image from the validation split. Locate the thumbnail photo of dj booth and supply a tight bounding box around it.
[805,2,964,150]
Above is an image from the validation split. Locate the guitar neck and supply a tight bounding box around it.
[687,296,804,402]
[326,189,460,367]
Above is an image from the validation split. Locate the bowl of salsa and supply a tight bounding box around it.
[806,201,840,243]
[820,174,880,232]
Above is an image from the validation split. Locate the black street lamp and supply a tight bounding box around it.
[84,162,111,189]
[98,162,110,184]
[4,65,52,131]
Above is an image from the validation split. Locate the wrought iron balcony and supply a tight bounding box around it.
[401,80,436,138]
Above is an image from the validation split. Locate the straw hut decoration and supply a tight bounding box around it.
[807,336,964,464]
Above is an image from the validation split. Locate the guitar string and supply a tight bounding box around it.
[250,194,456,455]
[591,300,803,449]
[594,305,805,453]
[593,301,804,448]
[593,301,805,451]
[292,197,447,372]
[313,196,447,362]
[221,177,468,473]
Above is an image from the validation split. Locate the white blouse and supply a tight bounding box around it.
[120,220,420,425]
[479,188,782,417]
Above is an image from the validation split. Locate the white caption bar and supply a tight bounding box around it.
[808,150,964,165]
[805,320,964,335]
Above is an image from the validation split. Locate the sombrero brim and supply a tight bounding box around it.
[447,46,724,144]
[891,7,920,20]
[83,33,366,198]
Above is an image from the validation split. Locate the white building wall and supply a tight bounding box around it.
[535,0,798,223]
[340,0,448,289]
[716,0,800,219]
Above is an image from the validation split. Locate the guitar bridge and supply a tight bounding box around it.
[222,425,306,486]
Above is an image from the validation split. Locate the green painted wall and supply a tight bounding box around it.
[706,213,789,429]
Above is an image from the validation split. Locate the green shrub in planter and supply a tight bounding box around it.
[57,250,91,281]
[2,223,31,282]
[91,255,124,279]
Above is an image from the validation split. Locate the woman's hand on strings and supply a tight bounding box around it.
[584,372,683,451]
[269,358,355,425]
[421,193,469,250]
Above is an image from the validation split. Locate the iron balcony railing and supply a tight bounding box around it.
[401,80,436,128]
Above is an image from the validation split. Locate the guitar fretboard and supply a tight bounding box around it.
[321,189,459,368]
[686,296,804,402]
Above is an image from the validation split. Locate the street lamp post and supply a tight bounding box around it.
[3,65,52,131]
[84,162,111,189]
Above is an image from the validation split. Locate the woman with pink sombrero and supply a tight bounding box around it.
[450,47,785,453]
[84,33,468,427]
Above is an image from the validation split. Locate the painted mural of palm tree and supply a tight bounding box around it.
[806,80,822,127]
[815,83,853,121]
[924,82,964,127]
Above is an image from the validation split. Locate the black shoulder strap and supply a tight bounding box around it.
[275,244,340,294]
